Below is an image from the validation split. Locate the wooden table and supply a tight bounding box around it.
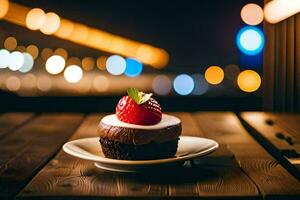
[0,112,300,199]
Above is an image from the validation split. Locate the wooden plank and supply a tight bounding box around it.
[18,114,168,199]
[19,113,259,199]
[0,112,35,139]
[240,112,300,180]
[168,113,259,199]
[286,17,295,112]
[195,112,300,199]
[296,13,300,111]
[263,0,275,111]
[0,113,84,199]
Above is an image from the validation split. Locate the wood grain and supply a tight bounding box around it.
[0,112,35,139]
[19,113,260,199]
[0,113,83,199]
[195,112,300,199]
[240,112,300,180]
[18,114,168,199]
[168,113,259,198]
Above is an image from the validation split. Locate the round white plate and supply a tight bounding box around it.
[63,136,218,173]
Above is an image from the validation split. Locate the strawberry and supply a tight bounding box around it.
[116,88,162,125]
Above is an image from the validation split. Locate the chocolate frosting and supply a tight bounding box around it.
[97,114,182,145]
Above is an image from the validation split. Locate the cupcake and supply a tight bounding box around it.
[98,88,182,160]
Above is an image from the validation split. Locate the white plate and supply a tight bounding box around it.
[63,136,218,173]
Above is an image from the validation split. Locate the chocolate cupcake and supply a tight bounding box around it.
[97,88,182,160]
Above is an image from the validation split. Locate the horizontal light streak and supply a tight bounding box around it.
[1,2,168,68]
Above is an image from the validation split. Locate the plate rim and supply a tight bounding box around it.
[63,136,219,166]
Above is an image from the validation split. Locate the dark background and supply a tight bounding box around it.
[0,0,263,112]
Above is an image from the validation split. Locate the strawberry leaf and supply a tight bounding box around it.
[127,88,140,103]
[127,88,152,104]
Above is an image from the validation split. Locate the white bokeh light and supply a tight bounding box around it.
[106,55,126,75]
[64,65,83,83]
[19,53,34,73]
[8,51,24,71]
[0,49,10,68]
[45,55,66,75]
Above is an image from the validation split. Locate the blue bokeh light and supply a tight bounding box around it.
[236,26,264,55]
[173,74,194,95]
[106,55,126,75]
[125,58,143,77]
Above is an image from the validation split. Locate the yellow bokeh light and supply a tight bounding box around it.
[136,45,154,63]
[241,3,264,25]
[69,24,89,42]
[0,0,9,18]
[26,8,45,30]
[41,48,53,60]
[82,57,95,71]
[205,66,224,85]
[237,70,261,92]
[54,48,68,60]
[40,12,60,35]
[96,56,107,70]
[4,36,17,51]
[55,19,74,38]
[67,57,81,66]
[26,45,39,59]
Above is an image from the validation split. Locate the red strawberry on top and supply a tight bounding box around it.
[116,88,162,125]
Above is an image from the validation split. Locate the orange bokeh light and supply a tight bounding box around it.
[205,66,224,85]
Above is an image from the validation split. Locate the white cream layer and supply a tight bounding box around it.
[101,114,180,130]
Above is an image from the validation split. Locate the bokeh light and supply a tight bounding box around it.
[16,46,26,52]
[96,56,107,70]
[173,74,194,95]
[19,53,34,73]
[66,57,81,66]
[0,0,9,18]
[82,57,95,71]
[54,48,68,60]
[241,3,264,25]
[37,75,52,91]
[6,76,21,91]
[8,51,24,71]
[192,74,209,95]
[0,49,10,68]
[237,70,261,92]
[125,58,143,77]
[205,66,224,85]
[64,65,83,83]
[26,8,46,30]
[152,75,172,95]
[41,48,53,60]
[40,12,61,35]
[106,55,126,75]
[45,55,65,75]
[236,26,264,55]
[21,73,36,89]
[224,64,240,80]
[93,75,109,92]
[4,37,17,51]
[55,19,74,38]
[26,45,39,59]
